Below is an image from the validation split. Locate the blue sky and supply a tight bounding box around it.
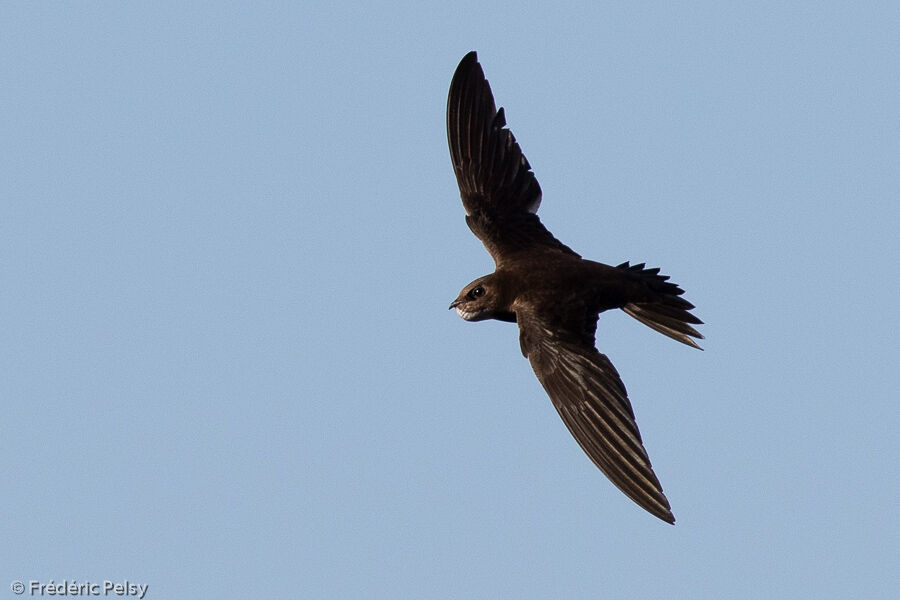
[2,2,898,598]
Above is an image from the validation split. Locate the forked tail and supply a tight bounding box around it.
[617,262,704,349]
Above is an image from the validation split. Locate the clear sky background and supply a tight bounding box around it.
[2,2,898,598]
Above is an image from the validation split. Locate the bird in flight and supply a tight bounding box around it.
[447,51,703,524]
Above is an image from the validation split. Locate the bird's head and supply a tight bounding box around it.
[449,274,516,323]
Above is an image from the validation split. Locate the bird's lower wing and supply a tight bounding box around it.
[518,312,675,523]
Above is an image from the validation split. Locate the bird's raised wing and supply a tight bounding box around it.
[516,306,676,523]
[447,52,578,266]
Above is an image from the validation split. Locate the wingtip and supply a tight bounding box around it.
[684,337,704,351]
[456,51,479,70]
[650,501,676,524]
[449,52,482,90]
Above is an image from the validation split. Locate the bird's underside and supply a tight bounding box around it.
[447,51,703,524]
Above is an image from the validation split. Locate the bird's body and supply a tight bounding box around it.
[447,51,703,524]
[455,257,627,324]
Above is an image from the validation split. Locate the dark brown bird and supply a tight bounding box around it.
[447,51,703,524]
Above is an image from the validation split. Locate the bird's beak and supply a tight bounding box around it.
[449,299,462,310]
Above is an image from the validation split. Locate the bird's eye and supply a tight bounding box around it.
[469,286,485,299]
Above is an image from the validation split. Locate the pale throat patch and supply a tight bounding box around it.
[455,306,480,321]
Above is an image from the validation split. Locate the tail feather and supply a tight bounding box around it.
[617,262,704,349]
